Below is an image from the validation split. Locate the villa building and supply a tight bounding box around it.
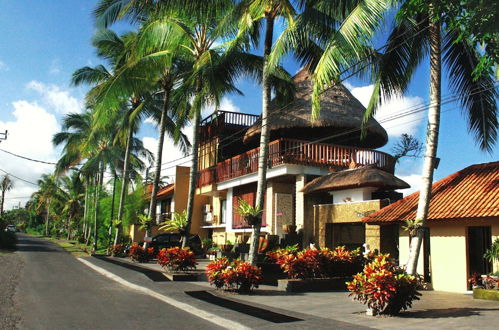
[182,68,408,250]
[363,161,499,293]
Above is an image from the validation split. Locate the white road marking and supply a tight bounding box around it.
[78,258,250,330]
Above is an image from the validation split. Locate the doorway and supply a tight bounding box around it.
[467,226,492,276]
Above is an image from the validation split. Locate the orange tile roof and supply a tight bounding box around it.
[146,184,174,200]
[363,161,499,223]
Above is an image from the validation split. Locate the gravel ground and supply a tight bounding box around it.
[0,251,23,330]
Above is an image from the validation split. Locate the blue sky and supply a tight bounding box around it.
[0,1,497,209]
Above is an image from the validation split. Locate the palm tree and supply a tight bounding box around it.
[0,175,14,216]
[58,171,85,240]
[31,174,60,236]
[234,0,390,264]
[365,5,498,275]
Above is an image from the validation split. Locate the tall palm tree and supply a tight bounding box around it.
[58,171,85,240]
[234,0,390,264]
[31,174,60,236]
[94,0,293,247]
[0,175,14,216]
[365,5,498,275]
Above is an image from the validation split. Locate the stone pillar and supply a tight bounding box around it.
[365,224,381,253]
[295,175,306,230]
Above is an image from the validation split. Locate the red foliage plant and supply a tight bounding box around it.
[346,254,421,315]
[206,258,262,293]
[268,246,363,279]
[110,244,126,257]
[128,243,151,263]
[157,247,197,272]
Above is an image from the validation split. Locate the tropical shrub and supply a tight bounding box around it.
[268,246,363,279]
[206,257,231,289]
[347,254,421,315]
[206,258,262,293]
[157,247,197,272]
[128,243,152,263]
[110,244,127,257]
[484,238,499,264]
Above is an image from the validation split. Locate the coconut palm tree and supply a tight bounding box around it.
[58,171,85,240]
[0,175,14,216]
[232,0,390,264]
[365,5,498,275]
[31,174,61,236]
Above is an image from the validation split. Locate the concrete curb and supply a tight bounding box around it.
[78,257,250,330]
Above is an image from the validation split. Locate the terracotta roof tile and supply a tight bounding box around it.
[363,161,499,223]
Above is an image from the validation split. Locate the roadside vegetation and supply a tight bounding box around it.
[0,1,496,280]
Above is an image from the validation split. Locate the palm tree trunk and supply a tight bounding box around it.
[82,186,89,241]
[108,174,117,249]
[249,15,274,265]
[183,103,201,248]
[93,165,105,252]
[114,126,134,245]
[147,87,171,246]
[45,201,51,236]
[406,17,441,275]
[0,189,5,215]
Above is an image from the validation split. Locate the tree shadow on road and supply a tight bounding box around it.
[399,307,499,319]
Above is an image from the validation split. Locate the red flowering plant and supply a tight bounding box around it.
[128,243,151,263]
[346,254,421,315]
[206,258,262,293]
[157,247,197,272]
[110,244,127,257]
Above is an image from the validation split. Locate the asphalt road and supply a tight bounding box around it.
[15,234,221,330]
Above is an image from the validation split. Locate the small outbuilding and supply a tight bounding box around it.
[363,161,499,293]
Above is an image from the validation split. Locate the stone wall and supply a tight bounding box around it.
[314,200,383,248]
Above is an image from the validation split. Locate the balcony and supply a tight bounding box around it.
[199,110,260,141]
[197,138,396,188]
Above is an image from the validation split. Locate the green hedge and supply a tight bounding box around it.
[473,288,499,301]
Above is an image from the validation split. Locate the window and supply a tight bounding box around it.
[220,199,227,224]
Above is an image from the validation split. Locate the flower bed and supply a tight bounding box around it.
[157,247,197,272]
[347,254,421,315]
[206,257,262,293]
[267,246,364,279]
[128,244,154,263]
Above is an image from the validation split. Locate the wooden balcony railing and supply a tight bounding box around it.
[199,110,259,141]
[196,138,396,187]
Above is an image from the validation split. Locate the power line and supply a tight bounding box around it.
[0,148,58,165]
[0,167,38,186]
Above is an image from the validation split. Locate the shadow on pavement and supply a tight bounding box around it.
[185,290,303,323]
[400,307,499,319]
[93,255,170,282]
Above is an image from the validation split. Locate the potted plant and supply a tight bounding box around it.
[347,254,421,315]
[235,199,262,226]
[221,240,234,253]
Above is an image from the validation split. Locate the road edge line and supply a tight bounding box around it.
[77,257,250,330]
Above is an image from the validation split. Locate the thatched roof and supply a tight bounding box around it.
[244,68,388,148]
[301,165,410,194]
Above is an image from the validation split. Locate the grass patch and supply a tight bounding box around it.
[41,237,91,258]
[0,250,15,256]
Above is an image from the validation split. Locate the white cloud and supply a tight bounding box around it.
[396,173,422,197]
[346,84,425,137]
[26,81,82,114]
[0,100,61,210]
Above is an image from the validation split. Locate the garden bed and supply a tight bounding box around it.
[163,272,198,281]
[473,288,499,301]
[277,277,349,292]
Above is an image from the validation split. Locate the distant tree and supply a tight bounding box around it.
[392,134,423,163]
[0,175,14,215]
